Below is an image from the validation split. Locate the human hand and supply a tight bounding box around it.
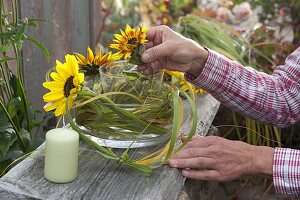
[138,25,209,77]
[168,136,274,181]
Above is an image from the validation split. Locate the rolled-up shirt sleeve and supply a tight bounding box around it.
[185,47,300,127]
[273,148,300,196]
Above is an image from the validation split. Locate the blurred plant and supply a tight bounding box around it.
[96,0,142,49]
[0,0,49,175]
[139,0,195,26]
[231,0,300,59]
[180,14,282,146]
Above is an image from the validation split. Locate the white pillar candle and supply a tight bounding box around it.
[44,128,79,183]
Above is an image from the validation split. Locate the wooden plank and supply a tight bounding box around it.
[182,94,220,137]
[1,94,220,200]
[0,180,40,199]
[91,0,103,48]
[20,0,92,110]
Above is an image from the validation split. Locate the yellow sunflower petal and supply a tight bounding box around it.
[77,73,84,84]
[114,33,125,42]
[56,62,71,79]
[124,52,131,59]
[109,43,121,50]
[55,60,71,78]
[125,23,132,31]
[181,84,189,91]
[87,47,94,64]
[74,53,87,65]
[120,29,126,37]
[100,53,110,62]
[56,60,63,66]
[43,90,65,102]
[95,49,103,59]
[141,24,149,32]
[68,96,76,108]
[50,72,65,83]
[54,100,66,116]
[65,54,79,76]
[72,75,83,89]
[112,52,123,60]
[140,39,148,44]
[42,81,64,90]
[43,100,62,112]
[69,88,78,95]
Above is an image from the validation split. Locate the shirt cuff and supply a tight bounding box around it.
[184,48,231,93]
[273,147,300,196]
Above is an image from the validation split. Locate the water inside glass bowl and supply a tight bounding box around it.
[75,60,173,148]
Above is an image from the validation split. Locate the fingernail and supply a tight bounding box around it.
[182,169,189,176]
[168,159,177,167]
[141,52,150,62]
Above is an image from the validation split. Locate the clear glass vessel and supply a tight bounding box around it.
[75,61,173,148]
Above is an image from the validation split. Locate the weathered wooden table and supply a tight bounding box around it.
[0,94,220,200]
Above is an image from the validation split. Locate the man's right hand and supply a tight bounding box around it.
[138,25,209,77]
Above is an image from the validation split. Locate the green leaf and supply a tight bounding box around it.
[10,74,23,101]
[28,137,43,152]
[15,24,26,40]
[29,119,41,128]
[0,144,24,176]
[19,129,31,150]
[174,89,198,153]
[0,147,23,163]
[0,45,9,52]
[27,21,38,28]
[124,71,146,81]
[7,97,22,118]
[25,36,50,62]
[66,99,119,160]
[14,40,24,50]
[0,125,16,157]
[129,44,145,65]
[0,32,13,43]
[0,160,12,175]
[164,90,181,162]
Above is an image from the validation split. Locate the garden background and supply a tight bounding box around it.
[1,0,300,199]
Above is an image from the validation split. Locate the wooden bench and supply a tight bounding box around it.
[0,94,220,200]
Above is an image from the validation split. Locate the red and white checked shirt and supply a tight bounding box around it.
[185,47,300,196]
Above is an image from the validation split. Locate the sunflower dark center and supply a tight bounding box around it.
[127,38,137,45]
[64,76,75,97]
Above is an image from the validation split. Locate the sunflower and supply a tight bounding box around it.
[164,70,206,94]
[74,47,118,75]
[43,54,84,117]
[109,24,149,59]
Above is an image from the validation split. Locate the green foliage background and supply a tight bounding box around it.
[0,0,49,175]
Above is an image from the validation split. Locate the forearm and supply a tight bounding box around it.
[250,145,274,177]
[248,146,300,196]
[185,47,300,127]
